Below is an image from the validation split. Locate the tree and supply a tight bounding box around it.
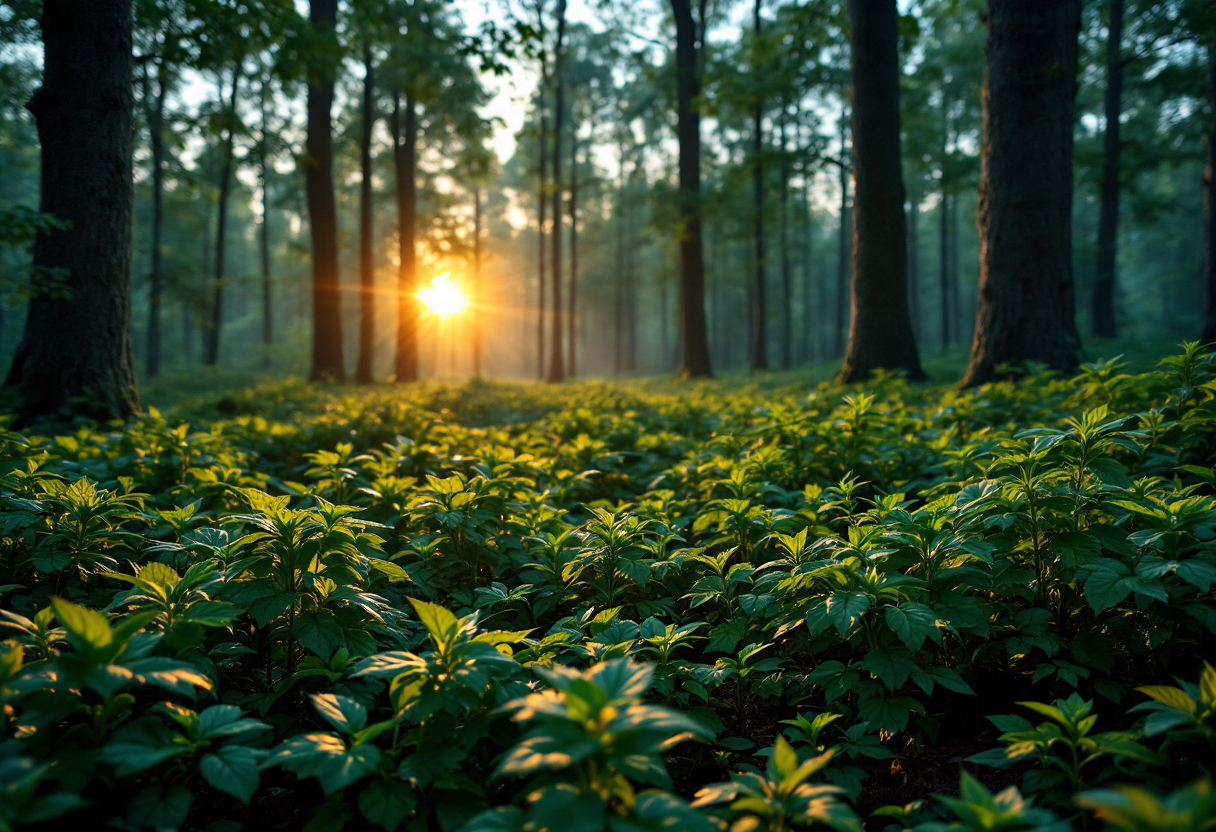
[962,0,1083,386]
[670,0,713,378]
[838,0,924,383]
[306,0,345,381]
[546,0,568,383]
[204,66,241,366]
[750,0,767,371]
[355,48,376,384]
[4,0,139,422]
[1205,39,1216,344]
[1093,0,1125,339]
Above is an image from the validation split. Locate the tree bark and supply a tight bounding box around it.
[546,0,567,383]
[779,103,792,370]
[670,0,713,377]
[307,0,345,382]
[6,0,139,423]
[750,0,768,371]
[839,0,925,383]
[908,186,920,340]
[142,61,169,378]
[356,51,376,384]
[536,4,549,380]
[940,187,951,349]
[391,90,419,381]
[568,128,578,378]
[1093,0,1124,340]
[1202,44,1216,345]
[963,0,1083,386]
[205,66,240,367]
[834,106,849,359]
[258,73,272,369]
[473,185,483,377]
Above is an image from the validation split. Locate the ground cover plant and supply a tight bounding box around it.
[2,345,1216,831]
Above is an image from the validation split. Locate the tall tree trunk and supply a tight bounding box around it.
[802,182,814,362]
[963,0,1083,386]
[205,67,240,367]
[143,62,168,378]
[5,0,138,423]
[779,103,792,370]
[306,0,345,381]
[546,0,567,383]
[940,188,951,349]
[568,128,578,378]
[670,0,713,377]
[391,90,419,381]
[1093,0,1124,339]
[536,6,549,380]
[1202,45,1216,344]
[834,106,849,358]
[840,0,924,382]
[356,51,376,384]
[473,185,483,377]
[750,0,768,371]
[259,73,273,369]
[908,187,920,340]
[614,133,626,375]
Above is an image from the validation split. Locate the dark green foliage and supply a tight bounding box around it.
[2,345,1216,829]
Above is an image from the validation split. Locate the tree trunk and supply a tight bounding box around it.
[205,67,240,367]
[473,186,483,377]
[143,62,168,378]
[614,134,626,375]
[1204,43,1216,345]
[546,0,567,383]
[940,188,950,349]
[839,0,924,383]
[834,106,849,358]
[536,6,549,381]
[568,128,578,378]
[908,187,919,340]
[306,0,345,381]
[802,182,814,362]
[259,73,273,369]
[779,103,792,370]
[391,90,419,381]
[963,0,1083,386]
[750,0,768,371]
[356,51,376,384]
[5,0,139,423]
[670,0,713,377]
[1093,0,1124,339]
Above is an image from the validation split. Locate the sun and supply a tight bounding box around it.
[418,272,467,316]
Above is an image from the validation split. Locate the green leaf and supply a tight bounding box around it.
[311,693,368,735]
[358,779,416,831]
[408,597,460,648]
[860,649,919,691]
[826,591,871,638]
[294,610,346,660]
[883,602,942,653]
[200,745,260,804]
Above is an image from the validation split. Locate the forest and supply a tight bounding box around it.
[1,0,1216,830]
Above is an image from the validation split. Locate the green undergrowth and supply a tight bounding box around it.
[2,344,1216,832]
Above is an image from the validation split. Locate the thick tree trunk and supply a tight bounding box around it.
[568,129,578,378]
[546,0,567,383]
[6,0,139,423]
[307,0,345,382]
[834,107,849,358]
[670,0,713,378]
[963,0,1083,386]
[802,183,814,362]
[143,64,168,378]
[391,90,419,381]
[1205,44,1216,345]
[259,75,272,369]
[839,0,924,382]
[205,67,240,367]
[356,52,376,384]
[1093,0,1124,339]
[536,10,549,381]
